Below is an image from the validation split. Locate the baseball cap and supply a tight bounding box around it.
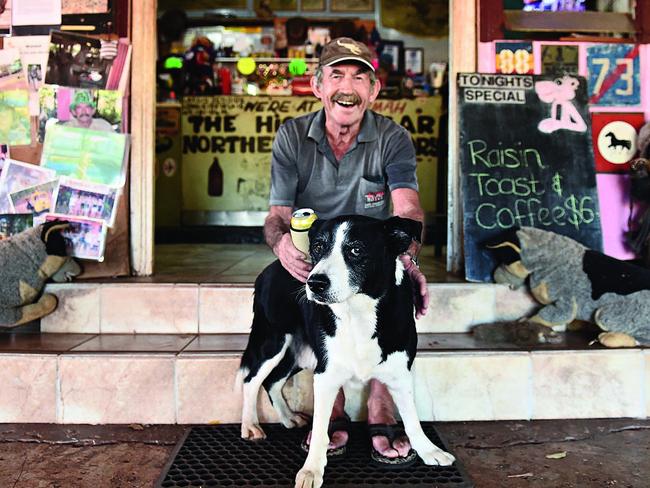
[70,90,96,110]
[319,37,375,72]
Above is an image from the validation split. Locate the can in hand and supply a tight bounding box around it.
[290,208,318,258]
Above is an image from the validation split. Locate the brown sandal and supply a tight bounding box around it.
[300,413,351,458]
[368,423,418,469]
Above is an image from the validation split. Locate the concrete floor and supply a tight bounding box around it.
[0,419,648,487]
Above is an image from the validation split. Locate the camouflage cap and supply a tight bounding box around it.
[70,90,96,111]
[319,37,375,72]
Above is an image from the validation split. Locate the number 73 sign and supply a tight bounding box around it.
[587,44,641,106]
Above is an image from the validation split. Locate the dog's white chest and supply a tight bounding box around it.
[327,296,382,381]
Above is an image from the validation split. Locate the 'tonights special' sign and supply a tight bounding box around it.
[458,73,603,282]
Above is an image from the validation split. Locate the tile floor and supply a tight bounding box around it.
[96,244,461,284]
[0,331,616,354]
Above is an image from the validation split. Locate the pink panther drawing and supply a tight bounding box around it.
[535,76,587,134]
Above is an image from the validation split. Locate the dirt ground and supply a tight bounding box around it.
[0,419,648,487]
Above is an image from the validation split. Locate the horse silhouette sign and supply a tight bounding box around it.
[458,73,603,282]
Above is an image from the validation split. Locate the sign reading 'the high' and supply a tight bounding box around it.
[458,73,603,283]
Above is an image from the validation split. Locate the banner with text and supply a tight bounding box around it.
[181,96,442,214]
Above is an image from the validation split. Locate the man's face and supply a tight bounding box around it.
[311,64,380,129]
[72,103,96,126]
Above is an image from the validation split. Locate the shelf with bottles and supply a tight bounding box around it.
[214,57,319,63]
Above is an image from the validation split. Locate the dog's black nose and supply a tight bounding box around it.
[307,274,330,294]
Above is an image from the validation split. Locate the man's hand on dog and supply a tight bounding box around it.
[400,254,429,319]
[274,233,312,282]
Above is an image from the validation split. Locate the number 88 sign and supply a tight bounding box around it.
[587,44,641,106]
[495,42,534,75]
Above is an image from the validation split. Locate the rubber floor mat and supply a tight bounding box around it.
[156,422,473,487]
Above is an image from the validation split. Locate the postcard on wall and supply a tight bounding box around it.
[0,90,31,146]
[0,213,33,240]
[9,179,58,225]
[45,31,111,89]
[0,49,27,91]
[38,86,122,142]
[4,36,50,115]
[52,176,119,227]
[0,143,9,174]
[41,124,129,187]
[45,213,107,261]
[62,0,109,14]
[0,0,11,36]
[12,0,62,26]
[0,159,56,213]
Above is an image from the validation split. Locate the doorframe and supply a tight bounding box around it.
[447,0,477,273]
[130,0,477,276]
[130,0,157,276]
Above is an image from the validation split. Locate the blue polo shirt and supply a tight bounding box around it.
[269,109,419,220]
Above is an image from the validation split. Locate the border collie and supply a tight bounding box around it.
[239,215,455,488]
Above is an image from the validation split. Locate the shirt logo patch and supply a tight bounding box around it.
[364,190,385,208]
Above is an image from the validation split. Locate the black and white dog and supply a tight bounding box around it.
[239,215,455,488]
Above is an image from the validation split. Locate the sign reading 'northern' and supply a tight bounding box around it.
[458,73,603,282]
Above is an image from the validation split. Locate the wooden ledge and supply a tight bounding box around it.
[504,10,636,34]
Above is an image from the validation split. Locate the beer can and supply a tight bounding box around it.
[290,208,317,257]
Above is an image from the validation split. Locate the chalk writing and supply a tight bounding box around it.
[458,73,602,282]
[468,140,545,169]
[475,195,597,231]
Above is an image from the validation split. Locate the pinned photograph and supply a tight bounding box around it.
[0,213,33,240]
[3,35,50,115]
[0,0,11,36]
[0,159,56,213]
[38,86,122,142]
[53,177,119,226]
[9,179,57,224]
[0,48,25,90]
[0,143,8,173]
[45,31,111,89]
[0,89,31,145]
[45,213,107,261]
[41,124,129,187]
[62,0,110,14]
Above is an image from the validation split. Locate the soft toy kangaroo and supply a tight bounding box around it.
[0,220,82,327]
[487,227,650,348]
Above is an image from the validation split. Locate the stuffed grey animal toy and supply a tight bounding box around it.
[487,226,650,347]
[0,220,81,327]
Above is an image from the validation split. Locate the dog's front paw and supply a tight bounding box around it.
[418,447,455,466]
[294,468,323,488]
[241,422,266,441]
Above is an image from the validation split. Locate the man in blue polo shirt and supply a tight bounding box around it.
[264,37,428,467]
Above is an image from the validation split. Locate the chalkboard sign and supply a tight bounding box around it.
[458,73,603,282]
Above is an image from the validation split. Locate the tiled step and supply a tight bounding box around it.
[40,282,537,334]
[0,332,647,424]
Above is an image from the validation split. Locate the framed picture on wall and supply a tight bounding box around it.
[380,40,403,74]
[404,47,424,75]
[301,0,325,11]
[331,0,374,12]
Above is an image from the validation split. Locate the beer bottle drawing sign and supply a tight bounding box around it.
[458,73,603,282]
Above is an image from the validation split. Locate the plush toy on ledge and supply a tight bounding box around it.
[0,220,82,327]
[486,226,650,348]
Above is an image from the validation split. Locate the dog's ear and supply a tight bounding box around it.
[383,217,422,255]
[484,228,521,264]
[41,220,70,256]
[308,218,327,240]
